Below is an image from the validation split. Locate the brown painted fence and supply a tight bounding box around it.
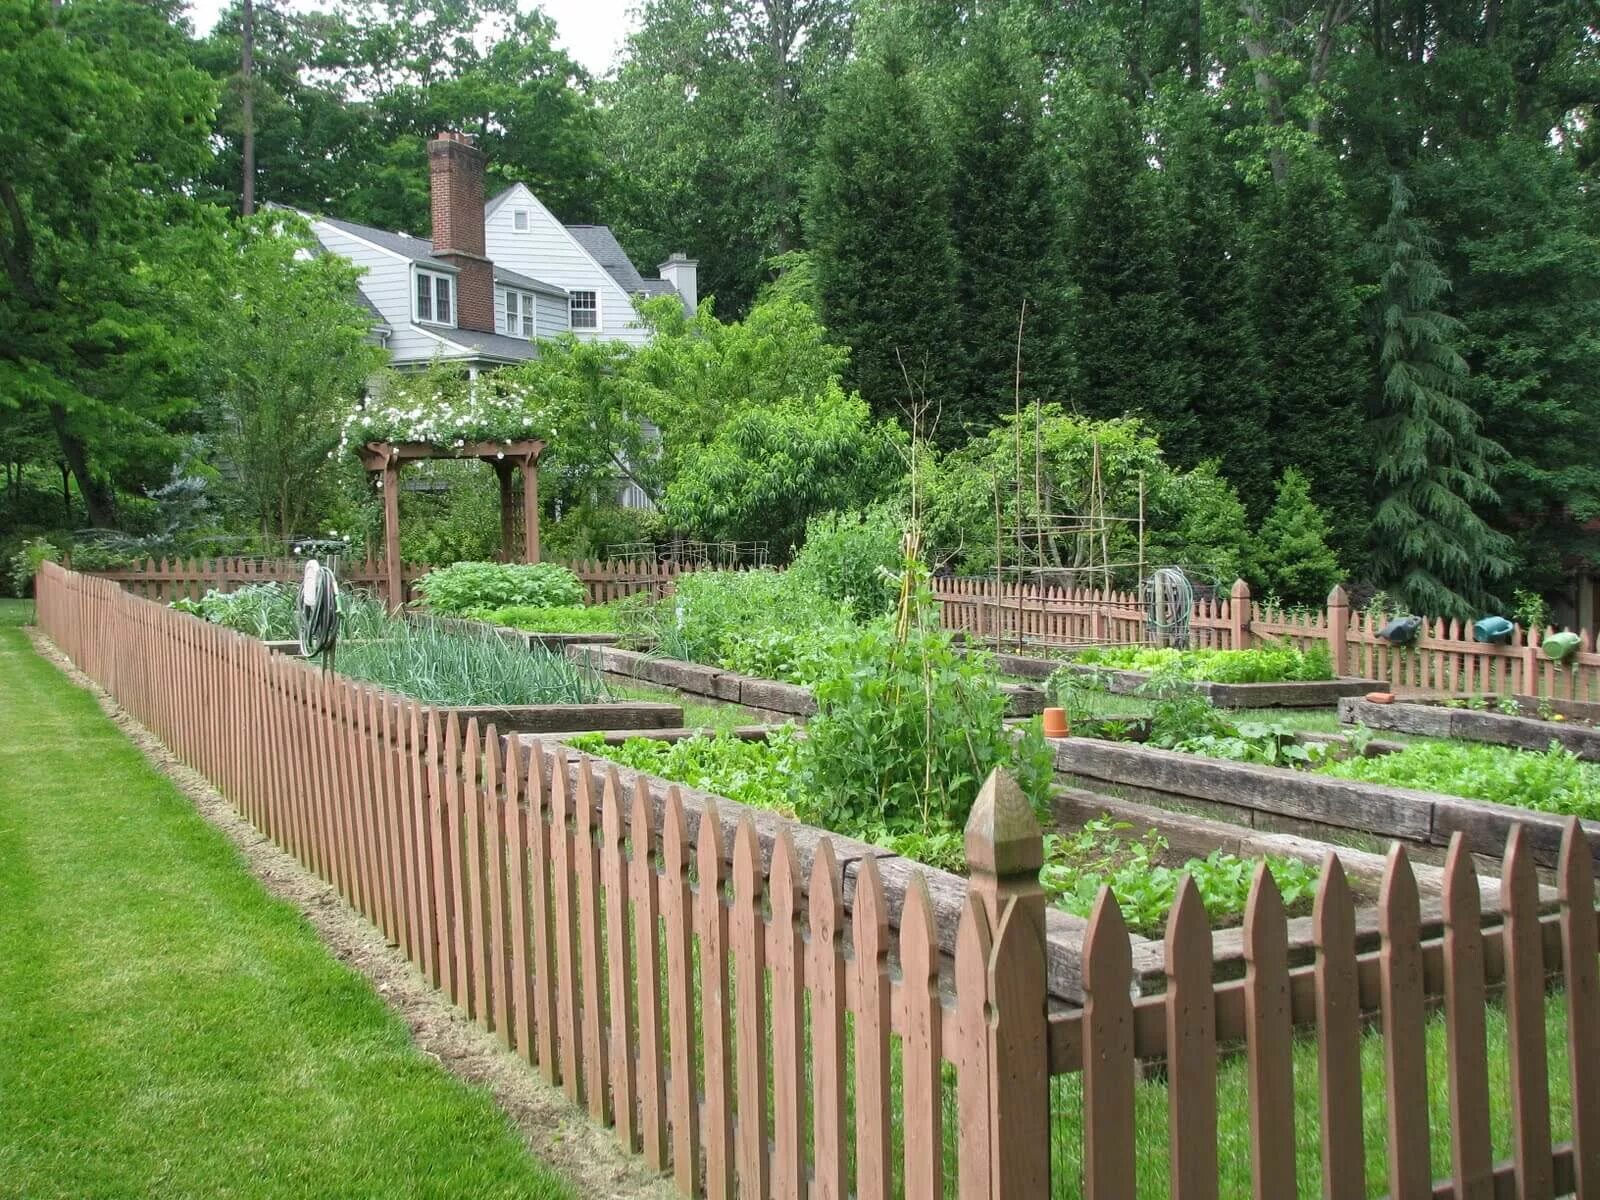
[936,575,1600,701]
[83,554,696,608]
[34,560,1600,1198]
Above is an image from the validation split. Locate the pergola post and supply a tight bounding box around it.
[382,461,402,610]
[522,458,540,563]
[493,458,517,562]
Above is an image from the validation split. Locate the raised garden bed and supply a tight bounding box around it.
[1340,695,1600,762]
[1050,734,1600,872]
[1048,784,1537,980]
[993,649,1381,707]
[569,643,1049,721]
[543,726,1542,999]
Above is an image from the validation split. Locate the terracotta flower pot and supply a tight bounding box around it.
[1365,691,1395,704]
[1042,707,1070,738]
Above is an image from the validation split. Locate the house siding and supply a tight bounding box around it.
[495,286,565,342]
[537,291,568,336]
[484,185,648,347]
[311,220,466,366]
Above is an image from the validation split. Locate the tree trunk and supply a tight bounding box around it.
[48,402,116,527]
[241,0,256,215]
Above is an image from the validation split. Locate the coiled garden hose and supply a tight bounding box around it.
[296,559,341,665]
[1144,567,1195,648]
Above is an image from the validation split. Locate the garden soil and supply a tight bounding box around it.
[29,628,677,1200]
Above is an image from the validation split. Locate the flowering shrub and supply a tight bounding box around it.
[337,368,555,457]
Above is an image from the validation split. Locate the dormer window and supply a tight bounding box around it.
[415,268,454,326]
[512,209,530,232]
[502,289,536,338]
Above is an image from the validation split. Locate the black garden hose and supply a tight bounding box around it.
[296,559,341,666]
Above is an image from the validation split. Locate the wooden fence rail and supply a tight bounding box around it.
[81,554,697,608]
[34,561,1600,1198]
[935,575,1600,701]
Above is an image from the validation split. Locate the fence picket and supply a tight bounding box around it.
[601,768,636,1149]
[1558,818,1600,1195]
[1442,834,1493,1200]
[732,818,770,1199]
[1165,877,1218,1200]
[697,800,735,1200]
[770,829,805,1200]
[575,766,609,1122]
[808,839,847,1200]
[956,887,994,1200]
[901,872,943,1200]
[630,778,668,1169]
[551,751,581,1102]
[1502,826,1554,1199]
[661,787,699,1195]
[455,717,481,1017]
[1243,866,1294,1200]
[852,853,893,1200]
[410,704,437,988]
[436,712,461,1004]
[1082,890,1135,1200]
[1379,844,1432,1198]
[528,742,557,1081]
[506,741,534,1064]
[484,728,511,1043]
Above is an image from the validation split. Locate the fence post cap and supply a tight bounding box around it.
[1328,583,1349,606]
[965,768,1042,877]
[1230,578,1251,600]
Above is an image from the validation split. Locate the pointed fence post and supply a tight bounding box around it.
[963,768,1049,1199]
[1327,585,1350,676]
[1229,579,1251,651]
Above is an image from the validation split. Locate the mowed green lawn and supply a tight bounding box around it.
[0,614,575,1199]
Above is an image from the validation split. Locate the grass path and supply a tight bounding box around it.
[0,615,575,1200]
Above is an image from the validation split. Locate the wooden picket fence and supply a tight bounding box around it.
[82,554,697,608]
[33,561,1600,1198]
[935,575,1600,701]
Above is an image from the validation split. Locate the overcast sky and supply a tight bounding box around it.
[185,0,639,76]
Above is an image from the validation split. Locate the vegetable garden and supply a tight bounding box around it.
[45,530,1600,1199]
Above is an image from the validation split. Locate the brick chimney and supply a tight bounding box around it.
[428,132,494,334]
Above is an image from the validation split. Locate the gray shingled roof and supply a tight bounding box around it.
[319,215,442,263]
[319,213,565,296]
[564,224,649,292]
[495,266,566,298]
[636,278,677,298]
[429,327,541,362]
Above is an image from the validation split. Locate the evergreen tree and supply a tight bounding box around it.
[1416,138,1600,595]
[942,14,1072,433]
[1060,94,1197,444]
[1246,164,1372,559]
[1161,92,1270,483]
[1365,176,1513,619]
[1252,468,1343,605]
[809,36,960,424]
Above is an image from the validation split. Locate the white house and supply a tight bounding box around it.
[303,132,698,372]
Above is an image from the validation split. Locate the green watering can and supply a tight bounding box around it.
[1473,616,1515,644]
[1543,631,1582,663]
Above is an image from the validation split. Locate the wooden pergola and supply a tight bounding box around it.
[357,439,545,609]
